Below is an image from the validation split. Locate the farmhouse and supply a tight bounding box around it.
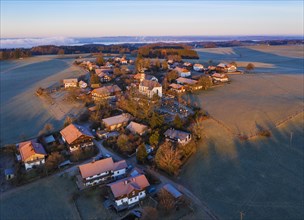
[169,83,185,93]
[139,80,162,98]
[164,128,191,145]
[79,80,87,89]
[176,77,198,85]
[126,121,148,136]
[98,72,112,83]
[63,78,78,88]
[79,157,127,187]
[174,67,191,77]
[227,64,237,72]
[18,140,47,170]
[212,73,229,82]
[120,57,128,64]
[107,174,150,211]
[91,85,121,100]
[102,113,131,131]
[216,63,228,73]
[183,62,192,67]
[60,123,94,152]
[193,64,204,72]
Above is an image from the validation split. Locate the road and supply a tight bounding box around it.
[93,139,219,220]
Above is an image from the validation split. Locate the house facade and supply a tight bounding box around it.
[63,78,78,88]
[79,158,127,187]
[91,85,121,100]
[60,123,94,152]
[18,140,47,170]
[193,64,204,72]
[164,128,191,145]
[107,174,150,211]
[139,79,162,98]
[102,113,131,131]
[169,83,185,93]
[212,73,229,82]
[79,80,88,89]
[174,67,191,77]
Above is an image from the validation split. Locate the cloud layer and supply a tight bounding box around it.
[0,37,78,49]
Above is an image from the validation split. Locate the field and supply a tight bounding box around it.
[0,55,88,145]
[180,45,304,220]
[180,114,304,220]
[0,174,81,220]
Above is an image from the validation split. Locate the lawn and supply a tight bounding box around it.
[0,174,80,220]
[179,114,304,220]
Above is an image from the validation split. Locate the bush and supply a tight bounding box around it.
[258,130,271,137]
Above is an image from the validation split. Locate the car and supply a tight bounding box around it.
[147,187,156,194]
[127,164,133,170]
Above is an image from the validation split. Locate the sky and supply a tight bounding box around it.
[1,0,303,38]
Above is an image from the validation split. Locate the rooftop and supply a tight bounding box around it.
[92,85,121,96]
[102,114,131,127]
[79,157,127,179]
[163,184,182,199]
[63,78,78,84]
[108,174,150,198]
[126,121,148,135]
[140,79,161,90]
[60,123,93,144]
[19,140,47,162]
[164,128,191,140]
[176,77,198,85]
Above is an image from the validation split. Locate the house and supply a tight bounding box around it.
[120,58,128,64]
[79,157,127,187]
[134,73,158,82]
[139,80,162,98]
[174,67,191,77]
[227,64,237,72]
[183,62,192,67]
[79,80,88,89]
[91,85,121,100]
[60,123,94,152]
[216,63,228,73]
[107,174,150,211]
[98,72,112,83]
[164,128,191,145]
[212,73,229,82]
[169,83,185,93]
[126,121,148,136]
[176,77,198,85]
[18,140,47,170]
[5,168,15,180]
[63,78,78,88]
[193,64,204,72]
[102,114,131,131]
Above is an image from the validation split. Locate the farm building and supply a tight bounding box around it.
[63,78,78,88]
[126,121,148,136]
[164,128,191,145]
[102,114,131,131]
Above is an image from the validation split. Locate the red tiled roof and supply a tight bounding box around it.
[19,140,47,162]
[60,124,93,144]
[108,174,150,198]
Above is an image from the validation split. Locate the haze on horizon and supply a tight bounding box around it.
[1,0,303,39]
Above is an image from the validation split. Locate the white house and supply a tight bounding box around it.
[227,64,237,72]
[174,67,191,77]
[139,80,162,98]
[79,157,127,187]
[164,128,191,145]
[193,64,204,72]
[18,140,47,170]
[63,78,78,88]
[107,174,150,211]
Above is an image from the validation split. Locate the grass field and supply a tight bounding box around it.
[0,174,80,220]
[179,113,304,220]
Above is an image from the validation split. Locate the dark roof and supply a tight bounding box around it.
[163,184,182,199]
[164,128,190,140]
[140,80,161,90]
[4,168,14,175]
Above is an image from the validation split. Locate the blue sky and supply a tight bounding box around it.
[1,1,303,38]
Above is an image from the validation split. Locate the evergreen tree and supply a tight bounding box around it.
[136,143,148,163]
[173,114,183,129]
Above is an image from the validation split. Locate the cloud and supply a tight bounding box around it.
[0,37,78,49]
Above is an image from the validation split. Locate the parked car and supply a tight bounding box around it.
[104,153,111,158]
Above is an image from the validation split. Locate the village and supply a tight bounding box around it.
[1,51,242,219]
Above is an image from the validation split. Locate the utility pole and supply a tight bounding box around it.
[290,132,293,148]
[240,211,245,220]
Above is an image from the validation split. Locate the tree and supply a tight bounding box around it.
[96,53,104,66]
[117,134,129,152]
[157,189,176,213]
[149,131,160,146]
[166,70,178,83]
[141,206,158,220]
[155,142,182,175]
[149,112,164,129]
[154,58,161,71]
[90,73,100,84]
[161,60,168,70]
[198,76,213,90]
[64,116,75,127]
[246,63,255,72]
[45,152,65,172]
[39,123,54,136]
[173,114,183,129]
[57,49,65,55]
[136,143,148,163]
